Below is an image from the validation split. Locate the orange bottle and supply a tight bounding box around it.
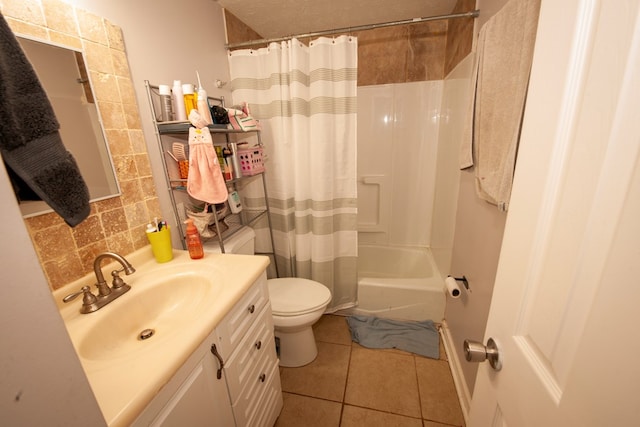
[184,218,204,259]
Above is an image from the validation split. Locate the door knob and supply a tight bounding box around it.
[463,337,502,371]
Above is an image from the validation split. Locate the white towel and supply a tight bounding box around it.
[459,0,541,211]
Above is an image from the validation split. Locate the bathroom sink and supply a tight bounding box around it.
[71,264,223,362]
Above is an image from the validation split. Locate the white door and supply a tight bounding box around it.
[469,0,640,426]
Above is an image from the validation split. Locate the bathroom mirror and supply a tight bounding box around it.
[12,36,120,217]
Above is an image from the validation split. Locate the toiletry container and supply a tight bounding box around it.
[184,218,204,259]
[172,80,187,121]
[182,83,197,115]
[158,84,173,122]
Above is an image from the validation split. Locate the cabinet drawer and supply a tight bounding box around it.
[232,358,280,427]
[224,304,276,402]
[216,272,269,358]
[246,363,283,427]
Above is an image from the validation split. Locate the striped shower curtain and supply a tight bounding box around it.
[228,36,358,311]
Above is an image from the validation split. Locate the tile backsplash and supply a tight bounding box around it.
[1,0,160,290]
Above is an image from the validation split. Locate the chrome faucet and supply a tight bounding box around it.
[63,252,136,314]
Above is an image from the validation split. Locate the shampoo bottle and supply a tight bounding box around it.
[184,218,204,259]
[172,80,187,121]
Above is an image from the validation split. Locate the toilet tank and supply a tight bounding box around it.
[202,226,256,255]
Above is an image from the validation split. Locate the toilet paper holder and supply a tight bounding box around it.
[449,275,470,291]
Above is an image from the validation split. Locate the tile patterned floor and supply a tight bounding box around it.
[275,315,465,427]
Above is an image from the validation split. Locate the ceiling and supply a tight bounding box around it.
[216,0,459,40]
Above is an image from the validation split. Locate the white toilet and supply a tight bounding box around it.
[203,226,332,367]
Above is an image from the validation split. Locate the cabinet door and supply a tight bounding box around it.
[150,350,235,427]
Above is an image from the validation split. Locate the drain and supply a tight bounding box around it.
[138,328,155,340]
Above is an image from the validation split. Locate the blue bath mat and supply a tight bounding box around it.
[346,315,440,359]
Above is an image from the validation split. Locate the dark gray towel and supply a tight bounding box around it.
[347,315,440,359]
[0,12,89,226]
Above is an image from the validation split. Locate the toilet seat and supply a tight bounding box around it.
[267,278,331,317]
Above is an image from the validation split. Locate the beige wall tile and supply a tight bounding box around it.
[117,76,136,105]
[129,129,148,154]
[3,0,45,26]
[48,31,82,49]
[97,101,126,129]
[43,252,85,290]
[32,224,75,262]
[90,71,121,103]
[106,231,135,255]
[83,40,113,74]
[72,214,105,248]
[5,17,48,39]
[124,201,149,228]
[42,0,77,35]
[110,49,130,78]
[100,207,129,237]
[105,20,125,51]
[76,8,107,45]
[118,179,143,206]
[104,129,132,157]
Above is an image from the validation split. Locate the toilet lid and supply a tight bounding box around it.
[268,278,332,316]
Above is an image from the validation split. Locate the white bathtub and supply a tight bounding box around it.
[341,245,446,322]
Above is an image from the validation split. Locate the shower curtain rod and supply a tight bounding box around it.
[225,9,480,49]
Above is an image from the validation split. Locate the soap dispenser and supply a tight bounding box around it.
[184,218,204,259]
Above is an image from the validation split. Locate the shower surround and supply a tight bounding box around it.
[355,80,447,321]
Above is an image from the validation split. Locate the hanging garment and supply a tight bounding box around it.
[186,127,227,204]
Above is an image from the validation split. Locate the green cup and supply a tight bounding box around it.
[146,226,173,263]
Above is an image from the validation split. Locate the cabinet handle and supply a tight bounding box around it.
[255,340,262,350]
[210,344,225,380]
[248,304,255,314]
[259,373,266,383]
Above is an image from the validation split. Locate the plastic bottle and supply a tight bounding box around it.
[196,71,213,125]
[182,83,198,116]
[158,84,173,122]
[184,218,204,259]
[172,80,187,121]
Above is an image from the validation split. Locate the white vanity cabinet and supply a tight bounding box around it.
[132,271,282,427]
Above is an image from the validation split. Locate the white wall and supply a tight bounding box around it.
[0,168,105,424]
[68,0,232,248]
[357,81,442,247]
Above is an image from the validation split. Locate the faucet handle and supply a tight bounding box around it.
[111,270,128,289]
[63,286,98,306]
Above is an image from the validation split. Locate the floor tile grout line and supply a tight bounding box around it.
[337,341,354,426]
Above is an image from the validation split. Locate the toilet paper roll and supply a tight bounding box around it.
[445,276,461,298]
